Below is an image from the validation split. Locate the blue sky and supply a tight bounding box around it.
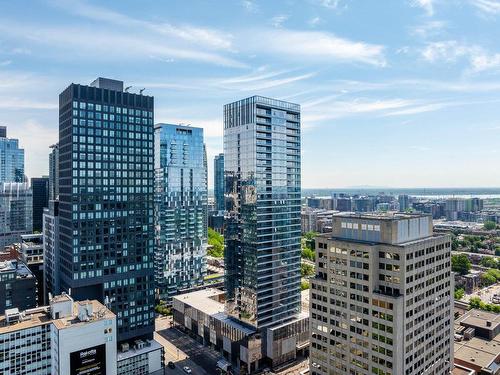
[1,0,500,188]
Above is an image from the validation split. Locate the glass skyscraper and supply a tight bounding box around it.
[224,96,301,328]
[154,124,207,301]
[31,176,49,232]
[57,77,155,342]
[0,126,24,183]
[48,143,59,201]
[0,182,33,248]
[214,153,224,211]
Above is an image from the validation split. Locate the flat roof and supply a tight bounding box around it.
[117,339,163,361]
[454,336,500,368]
[0,260,35,279]
[457,309,500,332]
[173,288,226,315]
[332,212,431,221]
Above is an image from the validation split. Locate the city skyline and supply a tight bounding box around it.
[1,0,500,188]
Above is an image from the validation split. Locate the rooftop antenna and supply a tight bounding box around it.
[124,86,132,92]
[139,88,145,95]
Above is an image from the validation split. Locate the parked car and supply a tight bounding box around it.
[183,366,192,374]
[168,361,176,369]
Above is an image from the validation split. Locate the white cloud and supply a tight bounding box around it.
[270,14,289,28]
[469,0,500,14]
[242,0,258,13]
[0,98,57,110]
[248,29,386,66]
[308,17,323,27]
[317,0,342,9]
[410,20,446,38]
[410,0,435,16]
[470,52,500,72]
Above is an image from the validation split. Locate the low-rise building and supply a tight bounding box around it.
[0,293,117,375]
[454,309,500,374]
[173,288,309,373]
[0,260,36,315]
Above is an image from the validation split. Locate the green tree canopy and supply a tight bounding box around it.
[208,228,224,258]
[451,254,471,275]
[484,221,497,231]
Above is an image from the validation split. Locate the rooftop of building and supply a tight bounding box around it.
[117,338,163,361]
[451,365,475,375]
[331,211,431,221]
[20,233,43,246]
[0,295,114,334]
[173,288,226,316]
[454,336,500,370]
[456,309,500,333]
[0,260,34,279]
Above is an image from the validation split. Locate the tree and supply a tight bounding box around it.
[480,256,499,269]
[301,263,315,277]
[451,254,471,275]
[484,221,497,231]
[300,280,310,291]
[454,288,465,300]
[208,228,224,258]
[481,272,497,286]
[301,247,315,262]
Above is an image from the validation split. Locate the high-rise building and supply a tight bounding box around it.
[214,153,224,211]
[48,143,59,200]
[154,123,207,301]
[0,126,24,183]
[399,194,410,212]
[0,259,37,315]
[224,96,302,328]
[31,176,49,232]
[43,200,59,304]
[0,182,33,248]
[17,233,44,304]
[57,77,155,342]
[310,213,453,375]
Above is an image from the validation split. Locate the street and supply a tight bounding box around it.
[155,316,220,375]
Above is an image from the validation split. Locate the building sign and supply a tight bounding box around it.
[70,344,106,375]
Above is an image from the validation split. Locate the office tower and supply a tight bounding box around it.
[0,259,37,314]
[0,294,117,375]
[0,182,33,248]
[57,77,155,342]
[214,153,224,211]
[310,213,453,375]
[17,233,44,304]
[399,194,410,212]
[48,143,59,200]
[43,200,59,304]
[154,123,208,301]
[224,96,302,328]
[31,176,49,232]
[0,126,24,183]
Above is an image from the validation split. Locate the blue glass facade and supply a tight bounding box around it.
[0,182,33,248]
[214,153,224,211]
[224,96,301,329]
[57,78,155,342]
[0,127,24,183]
[154,124,207,301]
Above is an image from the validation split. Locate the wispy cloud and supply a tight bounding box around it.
[248,29,386,66]
[469,0,500,15]
[421,40,500,73]
[270,14,289,28]
[410,20,447,38]
[308,17,323,27]
[410,0,435,16]
[317,0,343,10]
[0,98,57,110]
[242,0,258,13]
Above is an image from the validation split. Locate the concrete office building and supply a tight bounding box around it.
[31,176,49,232]
[0,293,117,375]
[0,260,37,315]
[0,126,24,183]
[57,77,156,342]
[224,96,307,368]
[214,153,225,211]
[0,182,33,248]
[154,123,208,301]
[310,213,454,375]
[399,194,410,212]
[48,143,59,200]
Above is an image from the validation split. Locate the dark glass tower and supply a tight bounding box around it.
[58,77,155,341]
[0,126,24,183]
[214,153,224,211]
[31,176,49,232]
[224,96,301,328]
[154,124,207,301]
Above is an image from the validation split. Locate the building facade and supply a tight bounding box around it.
[17,233,44,305]
[43,200,59,304]
[0,126,24,183]
[0,260,37,315]
[48,143,59,201]
[154,124,207,301]
[224,96,302,329]
[310,213,454,375]
[0,182,33,248]
[31,177,49,232]
[0,294,117,375]
[57,77,155,342]
[214,153,224,211]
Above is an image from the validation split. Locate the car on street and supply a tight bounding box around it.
[183,366,192,374]
[168,361,176,369]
